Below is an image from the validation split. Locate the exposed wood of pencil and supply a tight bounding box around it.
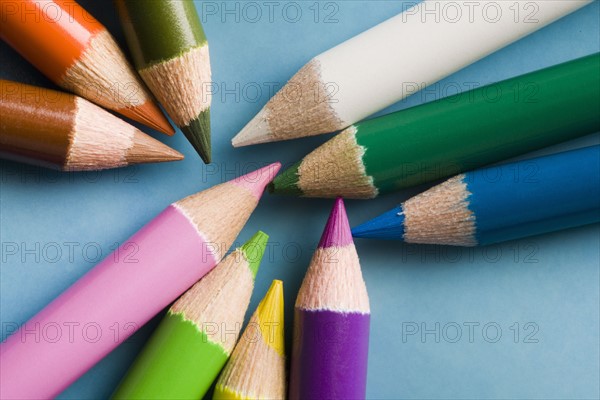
[214,280,286,399]
[0,80,182,171]
[232,60,340,147]
[269,126,377,199]
[116,0,212,161]
[174,163,281,262]
[295,247,371,311]
[0,0,174,135]
[401,175,476,246]
[139,45,212,161]
[296,199,370,312]
[170,246,256,354]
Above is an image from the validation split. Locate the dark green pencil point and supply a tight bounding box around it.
[269,162,303,196]
[182,109,211,163]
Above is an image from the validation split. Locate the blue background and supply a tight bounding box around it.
[1,1,599,399]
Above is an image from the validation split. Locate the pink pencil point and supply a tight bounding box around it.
[233,162,282,199]
[318,197,353,248]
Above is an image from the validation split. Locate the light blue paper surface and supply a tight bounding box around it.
[1,1,598,398]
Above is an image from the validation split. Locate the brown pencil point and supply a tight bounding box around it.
[120,101,175,136]
[127,130,184,164]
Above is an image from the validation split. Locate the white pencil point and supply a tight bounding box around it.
[232,108,272,147]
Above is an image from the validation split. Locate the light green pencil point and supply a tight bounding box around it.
[240,231,269,279]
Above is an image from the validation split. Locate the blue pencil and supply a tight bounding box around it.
[352,145,600,246]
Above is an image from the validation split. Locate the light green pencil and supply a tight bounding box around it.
[112,231,269,399]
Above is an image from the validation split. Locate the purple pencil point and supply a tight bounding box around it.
[291,197,370,400]
[318,197,353,249]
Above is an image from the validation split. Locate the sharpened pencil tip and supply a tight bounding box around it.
[119,101,175,136]
[269,162,302,196]
[127,130,184,164]
[232,162,282,199]
[257,280,285,356]
[351,206,406,240]
[241,231,269,279]
[231,108,271,147]
[319,198,353,248]
[181,109,211,163]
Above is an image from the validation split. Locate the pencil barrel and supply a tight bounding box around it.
[468,145,600,245]
[0,80,74,170]
[112,313,228,399]
[0,206,218,399]
[115,0,207,68]
[0,0,103,82]
[290,309,370,399]
[359,53,600,193]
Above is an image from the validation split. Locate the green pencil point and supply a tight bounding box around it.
[269,162,303,196]
[182,109,211,163]
[240,231,269,279]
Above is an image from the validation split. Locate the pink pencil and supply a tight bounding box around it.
[0,162,281,399]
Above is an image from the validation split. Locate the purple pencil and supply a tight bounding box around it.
[289,197,371,399]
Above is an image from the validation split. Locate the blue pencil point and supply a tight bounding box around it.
[352,206,405,240]
[351,145,600,247]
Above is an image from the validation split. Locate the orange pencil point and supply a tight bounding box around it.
[0,0,174,134]
[119,101,175,136]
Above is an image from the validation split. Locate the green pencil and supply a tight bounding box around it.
[270,53,600,199]
[111,231,269,399]
[116,0,212,163]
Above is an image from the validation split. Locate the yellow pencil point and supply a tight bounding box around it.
[214,279,287,399]
[257,280,285,356]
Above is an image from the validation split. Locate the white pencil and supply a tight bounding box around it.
[232,0,591,147]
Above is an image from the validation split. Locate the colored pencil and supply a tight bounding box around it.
[232,0,591,147]
[116,0,212,162]
[112,231,269,399]
[289,198,370,399]
[214,279,286,400]
[0,0,174,135]
[0,80,183,171]
[270,53,600,199]
[0,163,280,399]
[352,145,600,246]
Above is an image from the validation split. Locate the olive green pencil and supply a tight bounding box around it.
[116,0,212,163]
[270,53,600,199]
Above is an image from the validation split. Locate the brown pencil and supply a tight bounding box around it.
[0,80,183,171]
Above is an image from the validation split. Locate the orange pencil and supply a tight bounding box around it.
[0,0,174,135]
